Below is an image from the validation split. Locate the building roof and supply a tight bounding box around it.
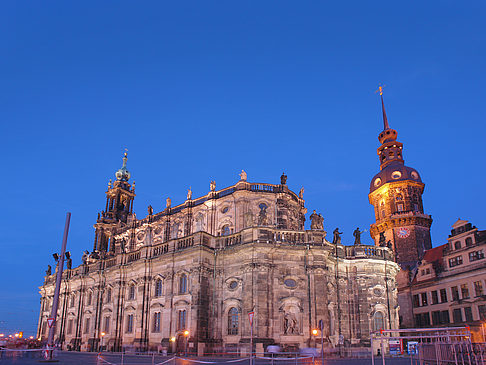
[422,243,446,264]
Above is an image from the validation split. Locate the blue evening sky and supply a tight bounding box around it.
[1,2,485,335]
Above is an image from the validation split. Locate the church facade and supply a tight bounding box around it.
[37,154,400,353]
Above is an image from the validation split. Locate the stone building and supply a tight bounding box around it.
[38,155,399,353]
[397,219,486,341]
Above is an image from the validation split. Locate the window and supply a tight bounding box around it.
[155,279,163,297]
[227,307,239,335]
[67,319,73,335]
[479,305,486,320]
[451,286,459,301]
[153,312,161,333]
[70,296,75,307]
[414,313,430,327]
[474,281,483,297]
[453,309,462,323]
[128,285,135,300]
[464,307,473,322]
[177,310,186,330]
[413,294,420,308]
[396,203,404,212]
[469,250,484,262]
[421,293,428,306]
[449,256,463,267]
[87,291,92,306]
[431,291,439,305]
[222,225,231,236]
[432,311,441,325]
[440,289,447,303]
[126,314,134,333]
[454,241,461,250]
[84,318,90,334]
[104,316,110,333]
[465,237,473,247]
[41,321,47,335]
[106,288,112,303]
[179,275,187,294]
[440,310,450,324]
[461,284,469,299]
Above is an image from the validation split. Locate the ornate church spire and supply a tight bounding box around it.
[379,86,390,130]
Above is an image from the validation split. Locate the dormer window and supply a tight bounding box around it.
[465,237,473,247]
[454,241,461,250]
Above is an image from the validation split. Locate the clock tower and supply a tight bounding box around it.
[368,89,432,268]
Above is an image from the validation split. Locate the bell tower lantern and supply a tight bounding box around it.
[368,88,432,268]
[93,152,136,253]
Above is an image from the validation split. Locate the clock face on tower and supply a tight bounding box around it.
[397,227,411,238]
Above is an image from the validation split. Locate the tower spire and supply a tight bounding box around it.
[379,86,390,130]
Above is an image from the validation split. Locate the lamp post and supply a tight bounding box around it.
[100,332,106,352]
[184,330,189,357]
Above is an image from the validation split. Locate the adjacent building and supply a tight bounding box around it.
[397,219,486,341]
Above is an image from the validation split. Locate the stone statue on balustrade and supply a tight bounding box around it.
[299,187,304,199]
[239,170,247,181]
[280,172,287,185]
[187,187,192,200]
[353,227,362,245]
[45,265,52,276]
[148,205,153,216]
[332,228,343,245]
[310,210,324,230]
[66,257,72,270]
[82,250,89,265]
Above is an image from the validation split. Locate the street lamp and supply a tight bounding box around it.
[183,330,189,356]
[100,332,106,352]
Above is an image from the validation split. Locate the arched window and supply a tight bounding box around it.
[465,237,473,247]
[155,279,163,297]
[106,288,112,303]
[454,241,461,250]
[87,291,92,306]
[373,311,385,332]
[228,307,239,335]
[222,225,231,236]
[380,201,386,219]
[179,274,187,294]
[128,285,135,300]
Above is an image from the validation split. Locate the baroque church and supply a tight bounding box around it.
[38,93,433,354]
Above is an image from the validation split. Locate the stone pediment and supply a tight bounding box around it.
[150,302,164,309]
[452,219,469,229]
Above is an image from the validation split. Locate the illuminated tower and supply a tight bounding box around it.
[93,152,135,253]
[368,88,432,268]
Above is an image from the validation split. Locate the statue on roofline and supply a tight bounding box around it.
[332,228,343,245]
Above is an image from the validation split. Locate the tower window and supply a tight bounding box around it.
[396,203,404,212]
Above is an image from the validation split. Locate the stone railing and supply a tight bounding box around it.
[216,232,242,248]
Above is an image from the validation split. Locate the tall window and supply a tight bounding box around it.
[104,316,110,333]
[67,319,73,335]
[84,318,90,334]
[421,293,428,306]
[453,308,462,323]
[464,307,473,322]
[440,288,447,303]
[126,314,134,333]
[128,285,135,300]
[373,312,385,331]
[474,281,483,297]
[106,288,112,303]
[431,291,439,305]
[155,279,163,297]
[70,295,75,307]
[153,312,161,332]
[179,275,187,294]
[178,310,186,330]
[87,291,92,306]
[451,286,459,301]
[227,307,239,335]
[479,305,486,320]
[461,284,469,299]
